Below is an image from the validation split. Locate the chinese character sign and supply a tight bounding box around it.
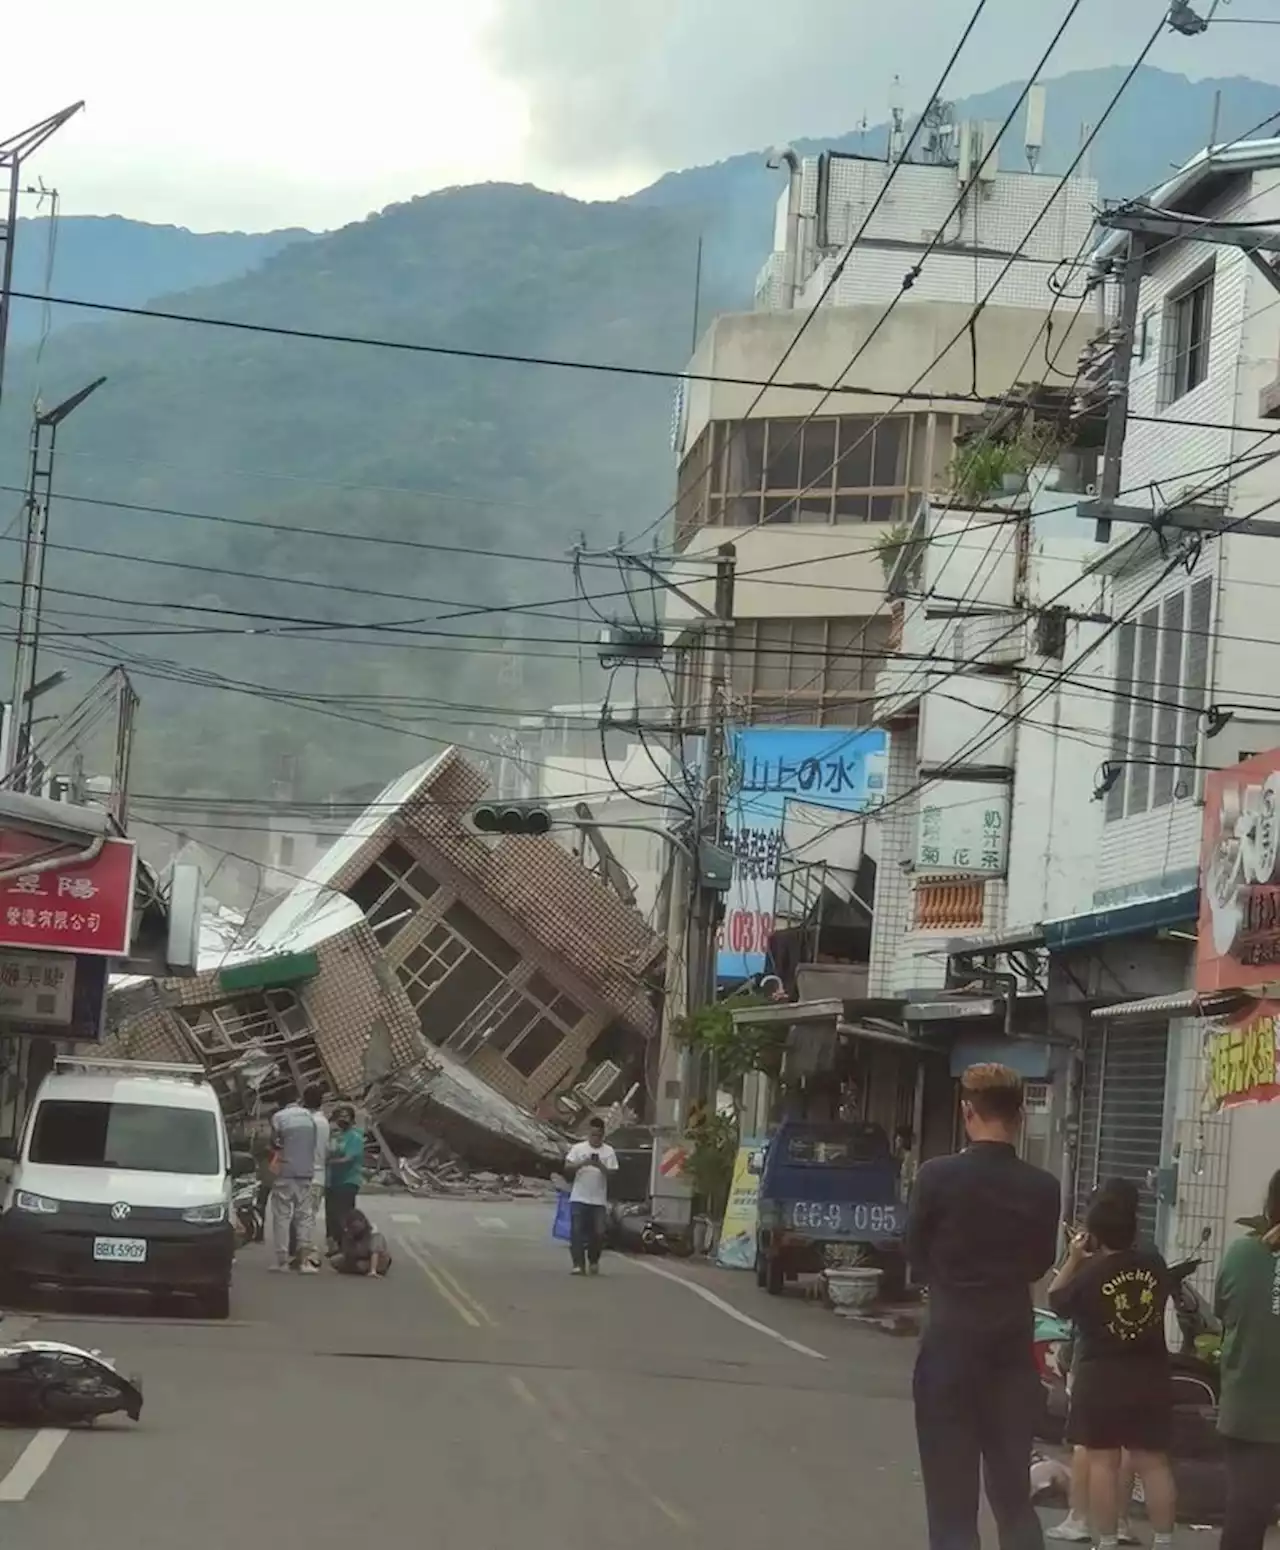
[718,727,888,981]
[913,781,1010,876]
[0,832,137,957]
[1205,1006,1280,1110]
[1198,753,1280,994]
[0,952,76,1025]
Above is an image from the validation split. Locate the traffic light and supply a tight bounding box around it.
[470,803,554,837]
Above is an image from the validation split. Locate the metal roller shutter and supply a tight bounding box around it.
[1073,1019,1169,1243]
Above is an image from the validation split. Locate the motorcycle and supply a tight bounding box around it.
[0,1337,142,1426]
[232,1177,264,1248]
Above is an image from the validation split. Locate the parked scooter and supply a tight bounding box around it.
[0,1337,142,1426]
[232,1177,264,1249]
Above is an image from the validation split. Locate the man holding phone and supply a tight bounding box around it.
[564,1117,618,1276]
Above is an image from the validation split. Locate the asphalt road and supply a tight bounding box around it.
[0,1197,1235,1548]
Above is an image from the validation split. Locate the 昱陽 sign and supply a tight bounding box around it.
[1206,1008,1280,1110]
[0,831,137,958]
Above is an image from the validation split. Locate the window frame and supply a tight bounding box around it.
[1104,574,1213,823]
[1161,267,1215,406]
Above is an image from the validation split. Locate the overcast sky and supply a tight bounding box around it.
[7,0,1280,233]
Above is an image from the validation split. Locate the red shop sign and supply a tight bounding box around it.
[0,830,137,958]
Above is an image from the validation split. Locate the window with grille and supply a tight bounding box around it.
[672,412,972,548]
[1105,575,1213,822]
[1161,269,1215,405]
[482,972,583,1080]
[730,616,890,726]
[394,901,526,1042]
[347,840,440,945]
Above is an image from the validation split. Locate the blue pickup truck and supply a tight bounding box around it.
[753,1119,906,1297]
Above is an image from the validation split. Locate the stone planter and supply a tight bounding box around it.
[823,1266,883,1313]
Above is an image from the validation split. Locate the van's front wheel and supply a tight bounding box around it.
[195,1285,230,1321]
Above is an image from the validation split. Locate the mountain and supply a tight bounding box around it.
[3,64,1279,802]
[0,186,717,800]
[8,216,313,344]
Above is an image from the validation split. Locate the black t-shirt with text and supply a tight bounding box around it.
[1049,1247,1171,1367]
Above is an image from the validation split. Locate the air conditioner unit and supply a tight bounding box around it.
[575,1060,622,1105]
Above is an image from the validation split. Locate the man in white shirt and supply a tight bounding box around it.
[564,1117,618,1276]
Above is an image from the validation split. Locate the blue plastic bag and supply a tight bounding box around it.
[552,1190,572,1242]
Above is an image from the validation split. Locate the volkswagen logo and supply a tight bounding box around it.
[111,1202,131,1221]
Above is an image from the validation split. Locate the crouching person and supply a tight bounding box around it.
[329,1210,392,1278]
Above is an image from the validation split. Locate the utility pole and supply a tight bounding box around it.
[649,544,736,1225]
[6,378,106,788]
[0,104,84,412]
[1079,200,1280,535]
[1089,233,1145,544]
[688,544,737,1017]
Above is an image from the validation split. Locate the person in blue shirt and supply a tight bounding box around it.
[325,1104,366,1251]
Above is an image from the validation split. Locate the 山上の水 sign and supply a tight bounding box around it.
[0,831,137,958]
[717,726,888,981]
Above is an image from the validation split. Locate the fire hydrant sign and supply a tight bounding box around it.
[0,831,137,957]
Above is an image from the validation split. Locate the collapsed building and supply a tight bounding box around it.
[98,750,664,1167]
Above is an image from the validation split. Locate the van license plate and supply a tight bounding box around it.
[93,1237,147,1264]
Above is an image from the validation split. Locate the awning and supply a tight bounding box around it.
[903,995,1002,1023]
[732,998,842,1029]
[837,1021,922,1051]
[218,950,320,994]
[947,924,1045,955]
[1043,887,1198,951]
[1091,988,1251,1021]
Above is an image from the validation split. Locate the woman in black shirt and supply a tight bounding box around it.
[1049,1189,1176,1549]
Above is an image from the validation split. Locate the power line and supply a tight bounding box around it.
[617,0,998,548]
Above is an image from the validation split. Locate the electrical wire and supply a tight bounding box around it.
[617,0,999,549]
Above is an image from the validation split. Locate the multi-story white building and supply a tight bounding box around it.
[661,114,1104,1156]
[880,137,1280,1265]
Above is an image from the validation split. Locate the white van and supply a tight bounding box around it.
[0,1057,240,1319]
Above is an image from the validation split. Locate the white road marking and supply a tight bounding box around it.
[634,1260,827,1361]
[388,1212,421,1224]
[475,1216,508,1230]
[0,1430,70,1503]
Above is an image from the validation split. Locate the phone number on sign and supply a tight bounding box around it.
[721,909,774,954]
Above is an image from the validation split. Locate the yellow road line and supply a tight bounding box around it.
[429,1252,498,1327]
[396,1236,481,1328]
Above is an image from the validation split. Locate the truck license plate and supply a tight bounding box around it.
[93,1237,147,1263]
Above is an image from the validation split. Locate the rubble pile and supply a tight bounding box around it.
[367,1132,558,1201]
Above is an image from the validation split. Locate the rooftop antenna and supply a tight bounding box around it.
[1024,84,1047,173]
[1078,120,1094,182]
[888,75,906,164]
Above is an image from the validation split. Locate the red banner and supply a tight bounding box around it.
[0,831,137,958]
[1198,752,1280,993]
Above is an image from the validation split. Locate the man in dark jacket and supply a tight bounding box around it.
[908,1063,1063,1550]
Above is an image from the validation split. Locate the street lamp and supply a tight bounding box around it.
[8,379,106,790]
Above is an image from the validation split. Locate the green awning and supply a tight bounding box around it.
[218,951,319,994]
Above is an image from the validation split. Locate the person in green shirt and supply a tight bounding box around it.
[1215,1168,1280,1550]
[324,1105,366,1250]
